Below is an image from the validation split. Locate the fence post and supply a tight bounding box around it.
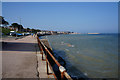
[61,72,64,80]
[38,38,44,60]
[45,49,49,75]
[42,52,44,60]
[40,46,44,60]
[46,60,49,75]
[59,66,66,80]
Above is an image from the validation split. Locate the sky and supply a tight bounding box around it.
[1,0,120,2]
[2,2,118,33]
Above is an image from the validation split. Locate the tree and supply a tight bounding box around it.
[0,16,5,25]
[0,16,9,27]
[18,25,23,31]
[11,23,19,28]
[11,23,24,32]
[4,21,9,27]
[31,28,35,32]
[36,29,41,32]
[27,28,30,32]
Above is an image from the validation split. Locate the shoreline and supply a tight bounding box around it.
[39,36,89,79]
[40,34,118,79]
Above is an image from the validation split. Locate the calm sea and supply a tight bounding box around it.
[42,34,118,78]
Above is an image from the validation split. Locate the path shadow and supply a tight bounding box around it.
[2,42,37,52]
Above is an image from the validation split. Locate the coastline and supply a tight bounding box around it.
[40,35,89,79]
[41,34,118,78]
[1,34,118,79]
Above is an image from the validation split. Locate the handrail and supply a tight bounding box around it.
[41,41,61,67]
[37,36,73,80]
[37,36,57,80]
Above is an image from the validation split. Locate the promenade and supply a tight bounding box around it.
[2,35,54,79]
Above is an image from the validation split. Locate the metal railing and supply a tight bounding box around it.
[37,36,72,80]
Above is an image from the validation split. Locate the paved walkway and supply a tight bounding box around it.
[2,35,54,79]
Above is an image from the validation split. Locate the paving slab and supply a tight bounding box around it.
[2,35,38,78]
[36,39,55,79]
[2,35,55,79]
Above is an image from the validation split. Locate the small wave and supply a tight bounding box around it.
[67,43,75,47]
[84,72,88,76]
[60,42,75,47]
[65,49,69,51]
[61,41,64,45]
[71,45,75,47]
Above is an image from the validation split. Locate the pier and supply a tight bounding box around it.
[2,35,72,80]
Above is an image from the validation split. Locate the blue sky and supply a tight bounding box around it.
[2,2,118,33]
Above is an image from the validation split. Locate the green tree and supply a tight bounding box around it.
[27,28,30,32]
[11,23,24,32]
[0,16,5,25]
[0,16,9,27]
[11,23,19,28]
[18,25,23,32]
[4,21,9,27]
[31,28,35,32]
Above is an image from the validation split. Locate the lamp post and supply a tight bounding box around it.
[20,18,21,32]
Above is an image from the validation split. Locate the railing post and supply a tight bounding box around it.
[45,48,49,75]
[42,52,44,60]
[37,37,44,60]
[59,66,66,80]
[40,46,44,60]
[61,72,64,80]
[40,47,44,60]
[46,60,49,75]
[37,37,72,80]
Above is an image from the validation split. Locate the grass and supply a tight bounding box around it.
[17,31,23,33]
[1,27,32,35]
[1,27,12,35]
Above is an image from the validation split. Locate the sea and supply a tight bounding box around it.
[42,33,118,78]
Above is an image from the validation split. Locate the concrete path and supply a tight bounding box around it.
[35,39,55,79]
[2,35,55,79]
[2,35,38,78]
